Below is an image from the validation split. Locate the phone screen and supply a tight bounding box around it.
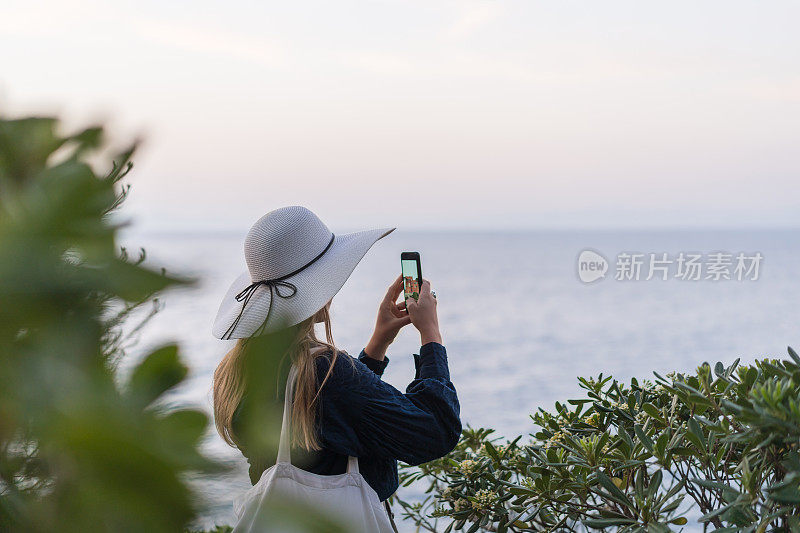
[401,253,421,300]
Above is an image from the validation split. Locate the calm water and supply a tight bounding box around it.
[120,229,799,531]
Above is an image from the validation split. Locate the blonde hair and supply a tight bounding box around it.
[213,304,348,451]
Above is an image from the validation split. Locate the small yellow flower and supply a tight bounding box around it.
[458,459,478,475]
[454,498,471,512]
[471,489,497,510]
[544,430,566,449]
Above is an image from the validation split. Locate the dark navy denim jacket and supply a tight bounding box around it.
[233,342,461,501]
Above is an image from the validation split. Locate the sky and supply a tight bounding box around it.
[2,0,799,232]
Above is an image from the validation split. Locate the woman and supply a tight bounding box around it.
[211,206,461,530]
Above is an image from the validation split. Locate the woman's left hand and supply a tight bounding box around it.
[364,276,412,360]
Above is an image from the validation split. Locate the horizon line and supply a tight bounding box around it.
[119,225,800,239]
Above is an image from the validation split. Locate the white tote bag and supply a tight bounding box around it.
[232,363,396,533]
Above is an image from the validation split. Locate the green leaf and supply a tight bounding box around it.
[647,469,663,500]
[692,478,738,496]
[642,403,661,421]
[484,441,501,463]
[634,424,654,453]
[596,471,634,509]
[127,344,187,408]
[698,502,735,523]
[769,485,800,504]
[655,432,669,459]
[685,418,705,451]
[788,346,800,366]
[583,517,637,527]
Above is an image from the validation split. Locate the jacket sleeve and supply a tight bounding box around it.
[315,342,461,465]
[357,350,389,377]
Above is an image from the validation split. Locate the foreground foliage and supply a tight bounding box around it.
[0,116,218,531]
[0,114,356,532]
[398,349,800,532]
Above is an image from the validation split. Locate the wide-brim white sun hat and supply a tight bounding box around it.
[213,206,394,340]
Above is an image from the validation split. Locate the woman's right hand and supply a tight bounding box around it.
[405,280,442,345]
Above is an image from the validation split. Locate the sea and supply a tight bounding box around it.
[118,229,799,532]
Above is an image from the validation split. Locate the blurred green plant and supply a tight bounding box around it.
[398,349,800,532]
[0,116,219,531]
[0,114,363,533]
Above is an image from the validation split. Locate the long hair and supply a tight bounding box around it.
[213,304,349,451]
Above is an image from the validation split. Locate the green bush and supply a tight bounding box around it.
[0,116,219,532]
[398,348,800,532]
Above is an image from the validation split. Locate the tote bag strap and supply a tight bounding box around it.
[276,359,360,475]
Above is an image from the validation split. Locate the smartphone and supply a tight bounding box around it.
[401,252,422,301]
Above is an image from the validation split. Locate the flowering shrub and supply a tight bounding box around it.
[397,348,800,532]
